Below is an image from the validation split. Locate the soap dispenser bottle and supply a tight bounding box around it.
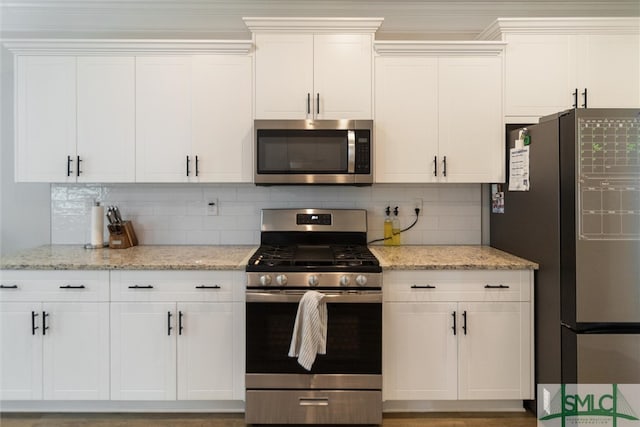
[392,206,401,246]
[384,206,393,246]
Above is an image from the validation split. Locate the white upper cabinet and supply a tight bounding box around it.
[478,18,640,120]
[374,42,505,183]
[247,17,382,120]
[15,56,135,183]
[191,55,253,183]
[254,34,314,119]
[136,54,253,183]
[9,40,252,184]
[15,56,77,182]
[374,56,439,183]
[77,57,135,182]
[135,56,193,183]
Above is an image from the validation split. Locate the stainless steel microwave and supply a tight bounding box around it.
[254,119,373,185]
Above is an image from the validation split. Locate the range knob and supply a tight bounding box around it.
[308,275,319,287]
[276,274,288,286]
[355,275,368,286]
[259,275,272,286]
[339,275,351,286]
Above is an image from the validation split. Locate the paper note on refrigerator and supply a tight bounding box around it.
[508,147,530,191]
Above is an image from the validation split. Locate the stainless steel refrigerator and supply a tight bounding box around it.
[490,108,640,386]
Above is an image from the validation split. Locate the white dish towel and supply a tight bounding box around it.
[288,290,327,371]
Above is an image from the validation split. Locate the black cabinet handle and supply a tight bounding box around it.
[0,284,18,289]
[195,285,221,289]
[411,285,436,289]
[42,311,49,335]
[31,311,39,335]
[581,88,588,108]
[442,156,447,177]
[67,155,73,177]
[316,93,320,115]
[178,311,184,335]
[167,311,173,336]
[572,88,578,108]
[59,285,86,289]
[452,311,457,335]
[462,310,467,335]
[76,155,82,176]
[484,284,510,289]
[128,285,154,289]
[186,155,190,177]
[195,155,199,177]
[433,156,438,177]
[307,93,311,115]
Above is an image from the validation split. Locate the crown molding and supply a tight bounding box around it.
[2,39,253,55]
[477,17,640,40]
[243,17,384,34]
[375,40,506,56]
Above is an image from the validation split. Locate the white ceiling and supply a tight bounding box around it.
[1,0,639,40]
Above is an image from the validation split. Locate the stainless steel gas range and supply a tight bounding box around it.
[245,208,382,425]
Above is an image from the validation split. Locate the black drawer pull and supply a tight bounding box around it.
[59,285,86,289]
[128,285,154,289]
[411,285,436,289]
[484,284,510,289]
[0,284,18,289]
[32,311,39,335]
[195,285,221,289]
[178,311,184,335]
[167,311,173,336]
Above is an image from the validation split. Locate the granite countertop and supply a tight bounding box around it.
[1,244,537,272]
[369,245,538,270]
[0,245,257,271]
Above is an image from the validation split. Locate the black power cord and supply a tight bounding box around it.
[368,207,420,245]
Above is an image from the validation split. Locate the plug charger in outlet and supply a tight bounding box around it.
[206,198,218,216]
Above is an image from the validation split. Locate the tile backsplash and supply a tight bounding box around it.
[51,183,482,246]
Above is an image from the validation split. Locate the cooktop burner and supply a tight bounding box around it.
[248,244,380,271]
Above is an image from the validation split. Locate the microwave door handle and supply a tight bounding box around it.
[347,130,356,173]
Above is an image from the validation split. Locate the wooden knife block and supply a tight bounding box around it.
[108,221,138,249]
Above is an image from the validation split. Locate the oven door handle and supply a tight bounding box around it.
[245,291,382,303]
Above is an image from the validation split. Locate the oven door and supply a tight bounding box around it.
[245,291,382,376]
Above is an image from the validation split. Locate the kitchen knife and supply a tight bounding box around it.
[113,206,123,224]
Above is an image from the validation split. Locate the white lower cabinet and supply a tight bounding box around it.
[0,271,110,400]
[109,270,244,401]
[383,270,533,402]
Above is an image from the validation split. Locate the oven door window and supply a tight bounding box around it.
[257,130,348,174]
[246,302,381,375]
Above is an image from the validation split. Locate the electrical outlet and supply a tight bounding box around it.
[414,198,423,213]
[206,198,218,216]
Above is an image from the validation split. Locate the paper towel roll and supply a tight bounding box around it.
[90,203,104,247]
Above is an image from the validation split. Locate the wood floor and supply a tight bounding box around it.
[0,412,537,427]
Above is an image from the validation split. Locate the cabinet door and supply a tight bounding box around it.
[314,34,372,119]
[191,55,253,182]
[503,34,574,117]
[15,56,76,182]
[374,57,439,183]
[383,302,457,400]
[0,302,42,400]
[42,302,109,400]
[577,34,640,108]
[77,57,135,182]
[177,302,240,400]
[135,57,191,182]
[254,34,314,119]
[457,302,531,400]
[110,302,177,400]
[439,56,504,183]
